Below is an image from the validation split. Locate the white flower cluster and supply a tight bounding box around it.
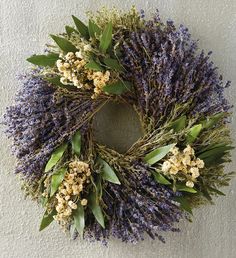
[56,49,110,98]
[161,145,204,188]
[53,161,91,224]
[56,52,87,87]
[87,70,110,98]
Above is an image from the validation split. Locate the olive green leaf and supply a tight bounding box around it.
[88,191,105,228]
[50,35,78,53]
[72,15,89,39]
[85,60,104,71]
[201,112,225,129]
[174,196,193,215]
[169,115,187,132]
[44,76,68,88]
[27,53,59,67]
[73,203,85,238]
[198,145,234,166]
[198,142,228,154]
[88,20,101,38]
[65,25,78,36]
[39,209,56,231]
[40,196,48,207]
[99,22,113,53]
[208,186,225,196]
[50,167,67,197]
[71,129,81,156]
[153,171,171,185]
[186,124,202,144]
[96,174,103,199]
[175,184,197,193]
[98,158,121,185]
[144,143,176,165]
[103,80,132,95]
[44,143,68,173]
[103,57,124,72]
[198,145,234,160]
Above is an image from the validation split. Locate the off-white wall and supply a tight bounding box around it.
[0,1,236,258]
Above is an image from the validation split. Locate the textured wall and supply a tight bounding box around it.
[0,1,236,258]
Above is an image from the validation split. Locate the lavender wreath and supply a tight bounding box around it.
[3,7,234,244]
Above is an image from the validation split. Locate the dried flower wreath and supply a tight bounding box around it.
[3,7,234,244]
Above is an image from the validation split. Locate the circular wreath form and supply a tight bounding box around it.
[4,7,234,244]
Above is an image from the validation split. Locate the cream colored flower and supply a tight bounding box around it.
[183,145,195,156]
[169,166,179,175]
[196,158,205,169]
[81,199,88,206]
[60,77,68,85]
[186,181,194,188]
[65,52,74,60]
[63,208,72,217]
[170,146,179,155]
[68,201,77,210]
[162,161,172,173]
[83,44,92,52]
[75,51,83,59]
[190,167,200,178]
[53,160,91,225]
[63,62,70,69]
[182,154,191,166]
[160,145,204,187]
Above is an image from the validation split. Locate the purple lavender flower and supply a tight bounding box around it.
[121,11,231,125]
[3,73,99,180]
[85,161,182,244]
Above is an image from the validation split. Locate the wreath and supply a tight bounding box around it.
[3,7,234,244]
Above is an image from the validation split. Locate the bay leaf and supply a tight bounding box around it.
[144,143,176,165]
[44,143,67,173]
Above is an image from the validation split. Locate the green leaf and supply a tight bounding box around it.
[153,171,171,185]
[98,158,121,185]
[198,142,228,154]
[71,129,81,156]
[201,112,225,129]
[39,209,56,231]
[50,167,67,197]
[85,60,104,71]
[50,35,78,53]
[88,20,101,38]
[198,145,234,160]
[45,76,64,87]
[186,124,202,144]
[208,186,225,196]
[201,189,213,202]
[44,143,68,173]
[65,25,78,36]
[72,15,89,39]
[103,80,132,95]
[169,116,187,132]
[174,197,193,215]
[40,196,48,207]
[144,143,176,165]
[96,174,103,199]
[88,191,105,228]
[27,53,59,67]
[175,184,197,193]
[198,145,233,166]
[103,57,124,72]
[73,203,85,237]
[99,22,113,53]
[204,155,225,166]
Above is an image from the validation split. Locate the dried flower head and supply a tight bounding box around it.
[52,161,91,224]
[161,145,205,187]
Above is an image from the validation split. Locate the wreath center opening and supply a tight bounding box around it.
[92,101,143,153]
